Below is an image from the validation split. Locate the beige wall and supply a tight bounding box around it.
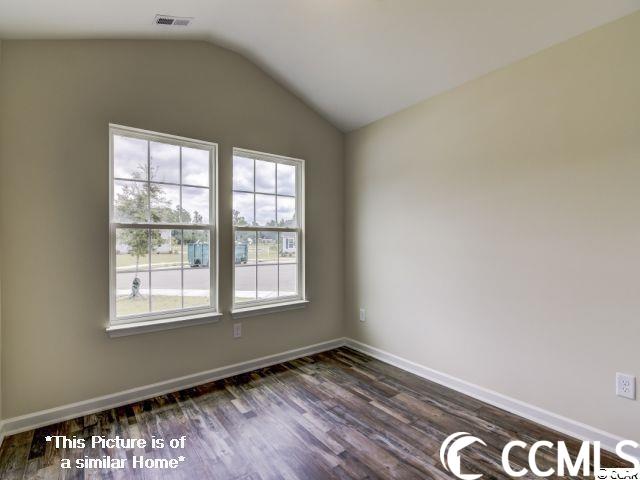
[0,40,344,418]
[345,11,640,441]
[1,12,638,444]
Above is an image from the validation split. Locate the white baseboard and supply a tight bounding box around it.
[344,338,636,458]
[1,337,346,438]
[2,335,634,461]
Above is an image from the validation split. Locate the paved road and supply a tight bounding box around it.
[117,262,297,298]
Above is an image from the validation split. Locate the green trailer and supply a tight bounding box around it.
[188,242,248,266]
[235,242,248,264]
[187,243,209,267]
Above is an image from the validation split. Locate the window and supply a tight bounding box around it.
[232,148,305,309]
[109,125,218,327]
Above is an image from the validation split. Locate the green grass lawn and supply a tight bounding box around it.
[116,252,182,270]
[116,295,210,316]
[234,294,256,303]
[251,245,277,262]
[244,245,295,263]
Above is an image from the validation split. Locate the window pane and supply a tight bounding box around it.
[183,230,210,269]
[182,147,209,187]
[233,155,254,192]
[150,141,179,184]
[151,269,182,312]
[277,163,296,196]
[113,135,148,181]
[150,183,180,223]
[276,196,296,227]
[255,160,276,194]
[150,229,181,269]
[255,194,276,226]
[116,228,149,272]
[116,271,149,317]
[235,265,256,303]
[182,186,209,224]
[184,268,210,308]
[235,231,256,265]
[112,129,217,321]
[233,192,254,226]
[257,265,278,299]
[279,232,297,264]
[258,231,278,264]
[114,180,149,223]
[279,264,297,297]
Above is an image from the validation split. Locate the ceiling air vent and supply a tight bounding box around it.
[154,15,193,27]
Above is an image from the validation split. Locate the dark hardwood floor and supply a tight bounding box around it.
[0,347,626,479]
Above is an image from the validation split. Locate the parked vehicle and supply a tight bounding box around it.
[188,242,209,267]
[235,242,249,264]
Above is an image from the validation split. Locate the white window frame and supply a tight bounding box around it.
[108,124,219,330]
[231,148,306,312]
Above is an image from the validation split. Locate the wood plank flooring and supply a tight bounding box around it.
[0,347,627,479]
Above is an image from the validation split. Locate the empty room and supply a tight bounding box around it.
[0,1,639,478]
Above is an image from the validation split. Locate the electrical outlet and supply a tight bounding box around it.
[359,308,366,322]
[233,323,242,339]
[616,373,636,400]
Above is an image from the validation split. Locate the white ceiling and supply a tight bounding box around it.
[1,1,639,131]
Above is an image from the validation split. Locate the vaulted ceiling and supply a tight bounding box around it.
[1,0,638,131]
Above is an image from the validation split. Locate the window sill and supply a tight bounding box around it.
[230,299,309,319]
[106,311,223,338]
